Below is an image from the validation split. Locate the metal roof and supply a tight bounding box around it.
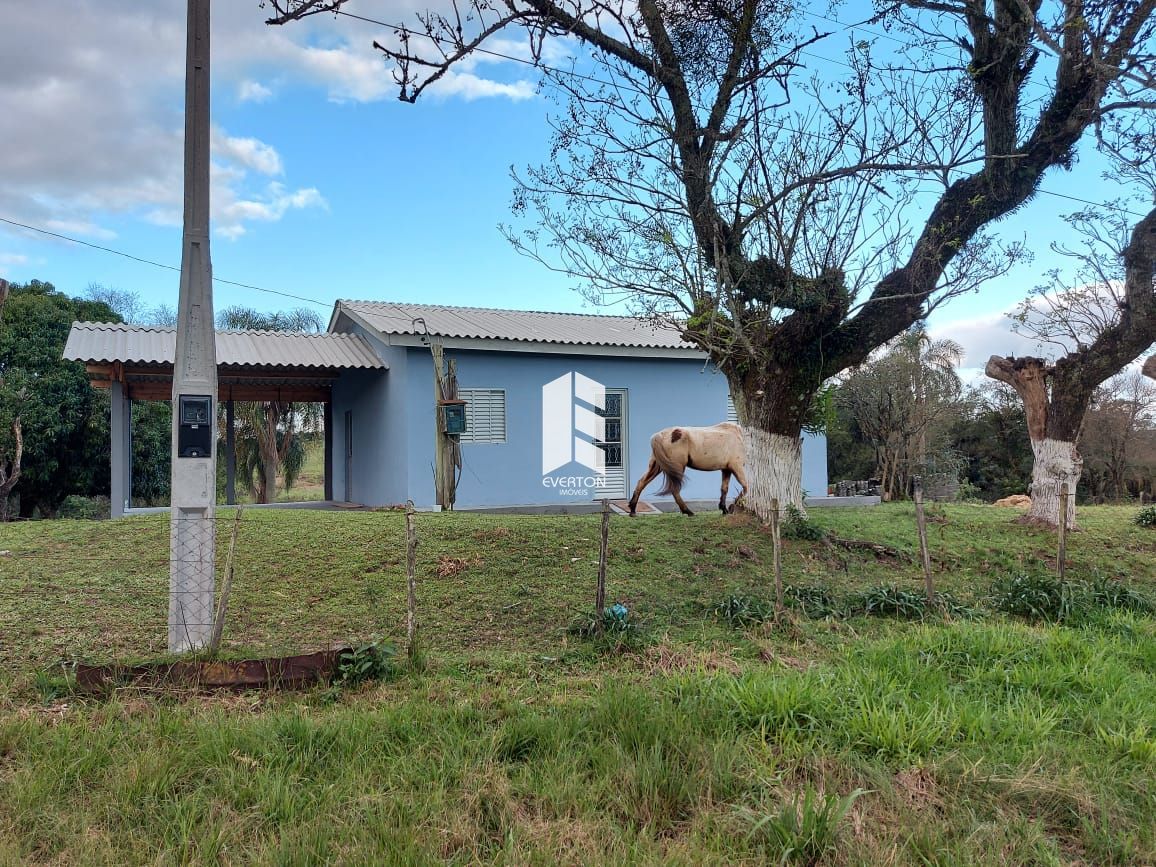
[335,300,694,350]
[63,322,385,369]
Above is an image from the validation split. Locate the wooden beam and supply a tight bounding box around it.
[124,381,331,402]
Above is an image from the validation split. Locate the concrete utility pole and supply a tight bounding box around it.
[169,0,218,653]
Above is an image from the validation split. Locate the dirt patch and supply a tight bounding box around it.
[640,641,742,676]
[436,555,483,578]
[894,767,942,813]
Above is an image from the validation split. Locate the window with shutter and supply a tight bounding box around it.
[458,388,507,443]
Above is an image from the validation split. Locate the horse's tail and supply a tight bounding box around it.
[653,430,686,496]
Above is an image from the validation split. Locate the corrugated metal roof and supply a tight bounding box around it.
[63,322,385,369]
[336,300,694,349]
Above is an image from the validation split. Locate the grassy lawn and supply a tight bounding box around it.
[1,504,1154,864]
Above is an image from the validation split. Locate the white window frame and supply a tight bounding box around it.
[458,388,507,444]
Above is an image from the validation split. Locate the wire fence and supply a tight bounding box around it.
[0,491,1136,687]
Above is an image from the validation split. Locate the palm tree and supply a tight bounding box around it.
[217,306,323,503]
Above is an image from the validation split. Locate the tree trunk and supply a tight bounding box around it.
[986,356,1085,529]
[726,358,819,519]
[742,428,805,520]
[1027,438,1081,528]
[0,417,22,523]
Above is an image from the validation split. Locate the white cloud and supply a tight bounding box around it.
[212,129,284,177]
[427,71,537,101]
[44,220,118,242]
[216,183,327,241]
[0,1,542,250]
[0,253,29,267]
[238,80,273,103]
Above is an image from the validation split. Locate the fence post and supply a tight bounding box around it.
[596,498,610,632]
[913,478,936,608]
[769,497,783,615]
[405,501,419,661]
[208,506,243,654]
[1058,482,1069,582]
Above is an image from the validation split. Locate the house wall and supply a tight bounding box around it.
[328,324,405,506]
[401,347,828,509]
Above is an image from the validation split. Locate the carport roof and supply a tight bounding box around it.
[64,322,385,370]
[332,300,695,351]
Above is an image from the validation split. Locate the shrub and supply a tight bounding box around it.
[989,574,1154,623]
[780,505,826,541]
[848,585,932,620]
[785,585,843,619]
[569,603,644,649]
[713,594,773,627]
[741,786,867,864]
[1134,505,1156,528]
[334,640,398,687]
[57,495,110,520]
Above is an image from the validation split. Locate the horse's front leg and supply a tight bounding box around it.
[719,469,733,515]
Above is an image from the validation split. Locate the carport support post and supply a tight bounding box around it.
[168,0,217,654]
[323,401,333,501]
[110,380,131,518]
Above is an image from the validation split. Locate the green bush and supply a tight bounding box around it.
[781,505,826,541]
[56,495,110,520]
[989,574,1154,623]
[1134,505,1156,528]
[713,594,773,627]
[334,640,398,687]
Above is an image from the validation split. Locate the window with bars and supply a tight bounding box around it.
[458,388,507,443]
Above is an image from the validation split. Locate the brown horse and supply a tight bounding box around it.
[628,422,748,516]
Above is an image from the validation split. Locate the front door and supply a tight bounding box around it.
[595,389,627,499]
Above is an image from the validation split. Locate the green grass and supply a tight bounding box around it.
[1,504,1154,864]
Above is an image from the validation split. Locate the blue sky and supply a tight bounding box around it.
[0,0,1142,375]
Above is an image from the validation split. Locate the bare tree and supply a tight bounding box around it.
[1081,370,1156,501]
[987,203,1156,527]
[268,0,1156,517]
[840,327,964,499]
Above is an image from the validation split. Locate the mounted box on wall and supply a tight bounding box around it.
[177,394,213,458]
[439,399,467,436]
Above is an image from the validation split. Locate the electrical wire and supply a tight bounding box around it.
[0,214,332,309]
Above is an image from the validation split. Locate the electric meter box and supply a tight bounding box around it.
[440,400,467,435]
[178,394,213,458]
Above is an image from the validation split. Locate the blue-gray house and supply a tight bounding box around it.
[327,301,827,510]
[65,300,828,514]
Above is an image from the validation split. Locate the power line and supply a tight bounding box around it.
[0,214,332,309]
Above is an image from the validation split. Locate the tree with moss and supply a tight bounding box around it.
[270,0,1156,519]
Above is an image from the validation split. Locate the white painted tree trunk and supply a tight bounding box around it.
[1027,438,1081,528]
[742,428,805,521]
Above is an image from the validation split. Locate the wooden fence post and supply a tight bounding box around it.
[1058,482,1069,582]
[769,497,783,615]
[596,498,610,632]
[405,501,419,660]
[913,478,936,608]
[208,506,243,654]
